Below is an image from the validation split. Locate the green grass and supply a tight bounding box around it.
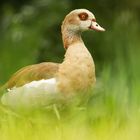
[0,112,139,140]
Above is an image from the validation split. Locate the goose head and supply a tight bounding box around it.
[61,9,105,49]
[61,9,105,33]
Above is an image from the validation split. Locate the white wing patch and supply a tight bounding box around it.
[25,78,56,87]
[24,78,57,92]
[1,78,61,109]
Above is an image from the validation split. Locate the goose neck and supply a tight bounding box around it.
[62,29,84,49]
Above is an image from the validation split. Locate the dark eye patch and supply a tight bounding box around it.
[78,12,88,21]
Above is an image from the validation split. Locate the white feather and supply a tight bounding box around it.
[24,78,56,88]
[1,78,61,109]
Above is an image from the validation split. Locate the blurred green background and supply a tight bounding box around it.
[0,0,140,140]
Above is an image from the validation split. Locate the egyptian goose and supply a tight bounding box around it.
[1,9,105,109]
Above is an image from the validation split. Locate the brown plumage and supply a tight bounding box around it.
[5,62,59,89]
[1,9,105,108]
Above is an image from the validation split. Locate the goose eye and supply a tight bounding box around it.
[78,12,88,21]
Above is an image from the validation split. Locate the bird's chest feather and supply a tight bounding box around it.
[57,45,96,93]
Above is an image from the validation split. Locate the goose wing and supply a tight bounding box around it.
[1,62,60,108]
[4,62,59,90]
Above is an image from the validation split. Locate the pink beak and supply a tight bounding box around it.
[89,21,105,32]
